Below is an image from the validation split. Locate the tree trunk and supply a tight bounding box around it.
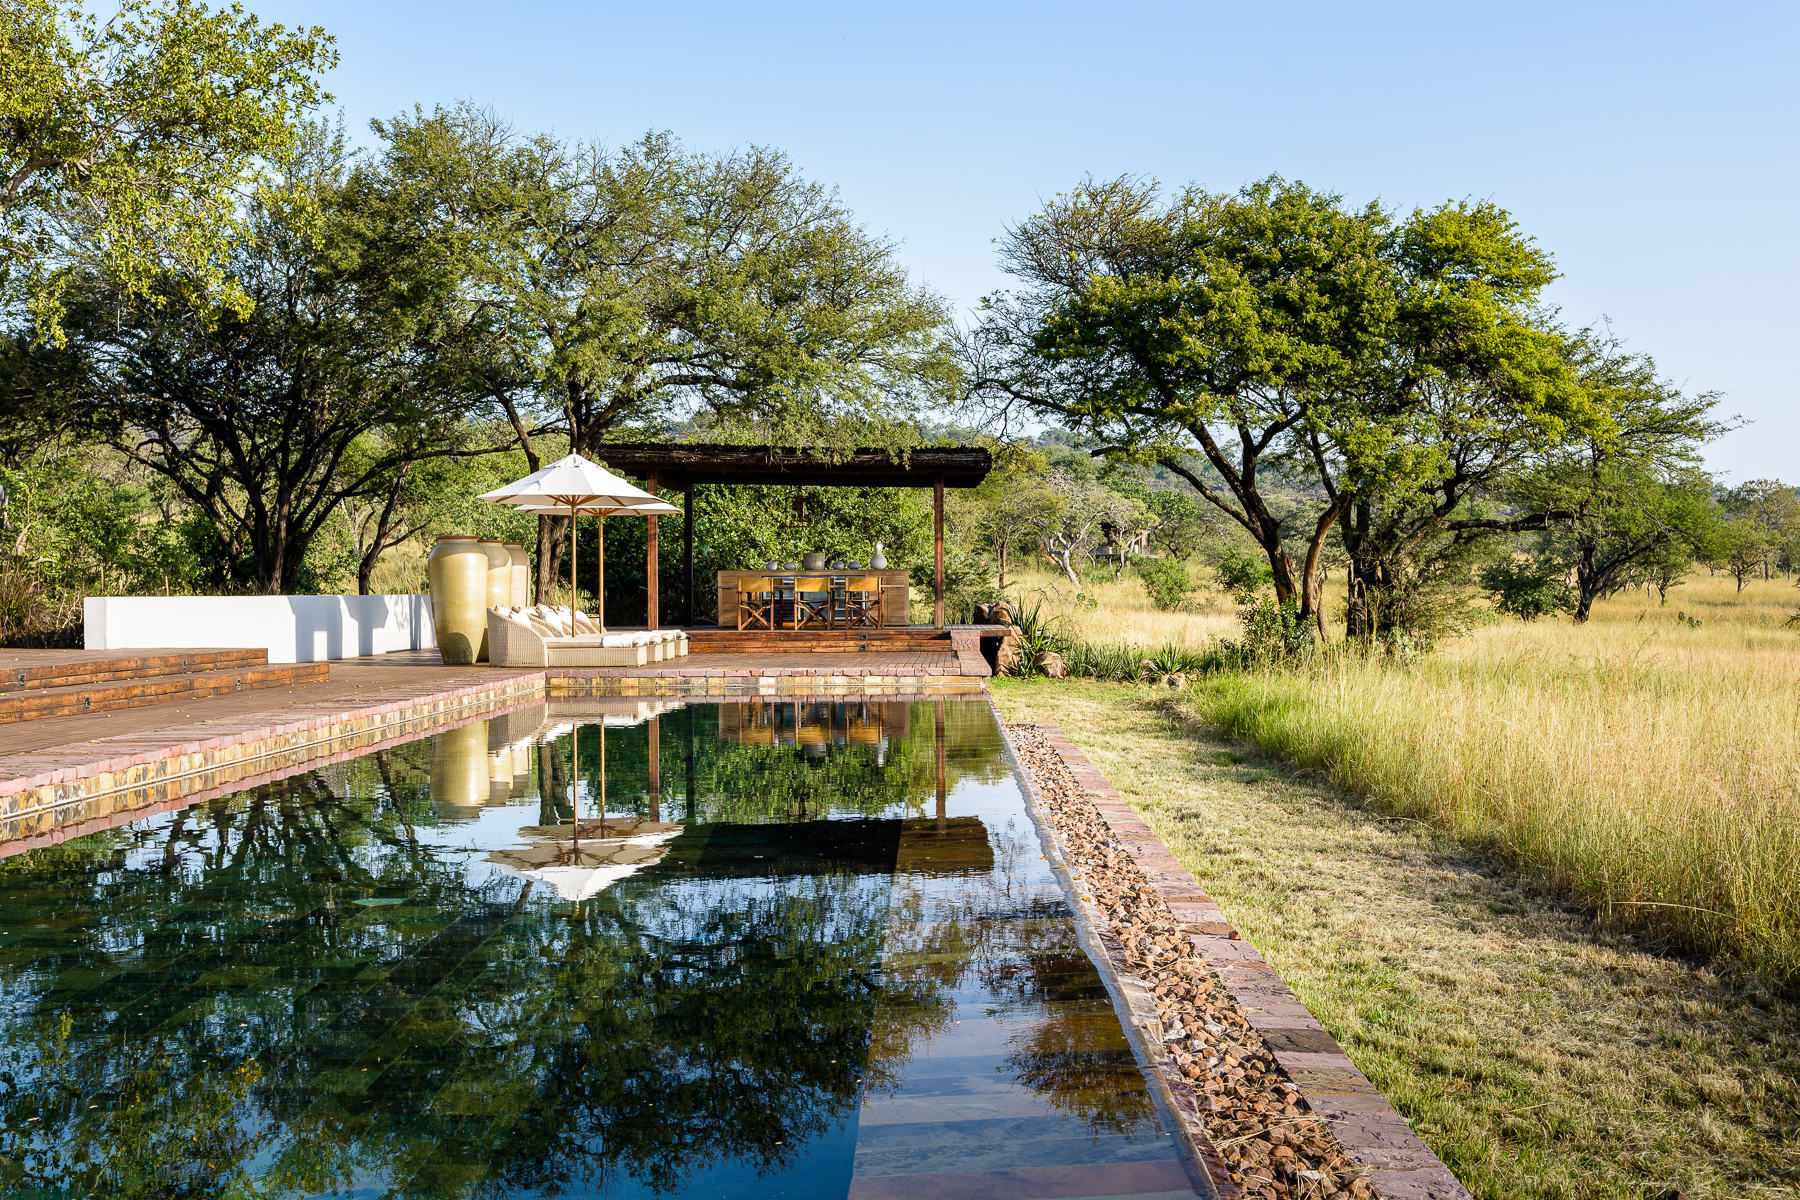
[536,514,570,605]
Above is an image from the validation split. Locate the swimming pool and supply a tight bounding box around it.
[0,698,1204,1199]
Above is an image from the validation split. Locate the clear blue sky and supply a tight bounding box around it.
[253,0,1797,481]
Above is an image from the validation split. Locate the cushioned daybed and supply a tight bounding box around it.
[486,606,689,667]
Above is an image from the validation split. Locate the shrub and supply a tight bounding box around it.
[1215,546,1271,602]
[1134,557,1192,611]
[1214,597,1313,668]
[1480,559,1572,621]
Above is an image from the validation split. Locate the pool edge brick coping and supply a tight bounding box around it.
[1006,719,1474,1200]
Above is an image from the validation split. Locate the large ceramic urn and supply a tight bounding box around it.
[505,542,531,606]
[477,540,513,661]
[428,535,488,665]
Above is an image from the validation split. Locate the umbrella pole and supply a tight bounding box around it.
[571,721,579,851]
[599,721,606,828]
[596,515,607,633]
[568,500,577,624]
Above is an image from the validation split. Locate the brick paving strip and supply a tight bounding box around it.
[1003,721,1473,1200]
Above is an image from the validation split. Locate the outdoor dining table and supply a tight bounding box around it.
[716,569,910,628]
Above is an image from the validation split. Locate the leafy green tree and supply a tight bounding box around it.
[1142,488,1218,560]
[1514,338,1727,621]
[965,177,1592,638]
[366,105,955,600]
[1036,467,1143,585]
[1,0,334,341]
[62,123,491,594]
[952,444,1061,590]
[1722,479,1800,583]
[1709,510,1765,594]
[1214,545,1271,602]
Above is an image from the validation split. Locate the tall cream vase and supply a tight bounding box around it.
[505,542,531,606]
[428,536,488,665]
[477,540,513,661]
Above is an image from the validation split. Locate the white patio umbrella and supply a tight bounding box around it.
[478,454,677,631]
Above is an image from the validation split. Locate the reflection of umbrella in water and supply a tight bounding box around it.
[486,716,682,901]
[486,822,682,901]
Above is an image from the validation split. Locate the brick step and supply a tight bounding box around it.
[0,649,269,693]
[0,662,330,725]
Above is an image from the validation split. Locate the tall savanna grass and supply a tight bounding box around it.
[1193,574,1800,984]
[1015,561,1800,984]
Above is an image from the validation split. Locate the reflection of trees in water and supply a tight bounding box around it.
[602,700,1015,826]
[0,746,959,1200]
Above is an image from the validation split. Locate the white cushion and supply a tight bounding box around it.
[599,634,637,648]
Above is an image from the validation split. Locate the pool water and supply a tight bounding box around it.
[0,699,1204,1199]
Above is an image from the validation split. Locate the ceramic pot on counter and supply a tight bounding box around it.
[428,536,488,665]
[802,552,826,570]
[870,543,888,570]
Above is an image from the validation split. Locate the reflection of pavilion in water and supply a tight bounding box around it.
[717,697,912,763]
[429,699,689,901]
[428,699,687,817]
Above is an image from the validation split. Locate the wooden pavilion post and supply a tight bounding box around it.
[683,483,696,626]
[647,714,661,822]
[646,471,659,630]
[933,474,945,629]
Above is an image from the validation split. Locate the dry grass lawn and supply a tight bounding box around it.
[993,677,1800,1200]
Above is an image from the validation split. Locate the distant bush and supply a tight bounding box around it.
[1215,546,1271,602]
[1480,560,1572,621]
[1137,558,1193,611]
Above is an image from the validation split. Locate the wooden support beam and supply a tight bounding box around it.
[934,474,945,629]
[646,470,659,630]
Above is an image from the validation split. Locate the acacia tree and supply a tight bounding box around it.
[1516,337,1727,621]
[966,176,1390,628]
[966,179,1599,638]
[65,123,487,593]
[366,106,956,600]
[1722,480,1800,582]
[1,0,334,341]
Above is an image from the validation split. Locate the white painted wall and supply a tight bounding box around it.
[84,595,437,663]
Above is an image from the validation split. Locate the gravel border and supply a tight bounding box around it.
[1002,719,1474,1200]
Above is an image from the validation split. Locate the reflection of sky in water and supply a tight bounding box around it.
[0,701,1198,1200]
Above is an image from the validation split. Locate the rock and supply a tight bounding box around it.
[995,637,1023,675]
[1035,650,1067,678]
[1166,672,1188,689]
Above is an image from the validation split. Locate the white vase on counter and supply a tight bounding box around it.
[870,542,888,569]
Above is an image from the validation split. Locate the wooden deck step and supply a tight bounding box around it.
[0,649,269,693]
[0,662,330,725]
